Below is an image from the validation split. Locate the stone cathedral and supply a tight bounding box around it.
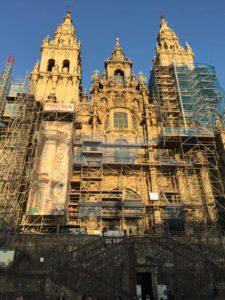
[21,11,224,235]
[1,10,225,300]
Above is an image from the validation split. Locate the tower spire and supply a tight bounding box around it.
[155,17,194,66]
[31,11,82,110]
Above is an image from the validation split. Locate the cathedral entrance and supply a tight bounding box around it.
[102,218,120,231]
[136,272,153,300]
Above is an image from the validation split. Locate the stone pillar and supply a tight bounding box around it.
[154,209,164,233]
[200,168,217,222]
[151,268,159,300]
[150,166,158,193]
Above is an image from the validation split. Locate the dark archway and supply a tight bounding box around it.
[47,59,55,72]
[62,59,70,72]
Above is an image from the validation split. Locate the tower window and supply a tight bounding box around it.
[62,59,70,72]
[47,59,55,72]
[114,112,128,129]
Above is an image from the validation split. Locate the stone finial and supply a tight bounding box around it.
[160,15,170,31]
[53,11,77,46]
[116,37,120,48]
[32,61,39,73]
[112,37,125,61]
[185,42,193,53]
[82,89,88,102]
[138,72,146,85]
[64,8,72,23]
[102,70,107,80]
[92,70,100,82]
[131,72,136,82]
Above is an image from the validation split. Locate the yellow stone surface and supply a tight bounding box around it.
[22,13,223,234]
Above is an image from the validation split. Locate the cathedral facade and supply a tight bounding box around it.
[18,11,225,235]
[1,10,225,300]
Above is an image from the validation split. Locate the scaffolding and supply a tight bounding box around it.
[0,56,14,114]
[175,63,224,128]
[0,79,41,248]
[148,62,225,229]
[70,125,225,235]
[218,87,225,126]
[20,104,74,234]
[150,63,225,129]
[72,137,148,234]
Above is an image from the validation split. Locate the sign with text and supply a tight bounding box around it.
[44,103,74,112]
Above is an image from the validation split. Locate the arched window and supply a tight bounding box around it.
[114,139,129,163]
[62,59,70,72]
[47,59,55,72]
[114,112,128,129]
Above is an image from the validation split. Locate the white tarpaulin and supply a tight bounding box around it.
[27,121,73,215]
[0,250,15,265]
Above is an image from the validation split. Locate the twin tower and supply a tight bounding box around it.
[31,11,194,110]
[26,10,222,234]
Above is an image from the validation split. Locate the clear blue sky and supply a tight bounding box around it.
[1,0,225,91]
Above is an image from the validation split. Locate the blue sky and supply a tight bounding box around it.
[0,0,225,91]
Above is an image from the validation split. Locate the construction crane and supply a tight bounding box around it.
[0,56,15,114]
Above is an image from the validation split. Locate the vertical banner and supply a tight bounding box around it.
[27,121,73,215]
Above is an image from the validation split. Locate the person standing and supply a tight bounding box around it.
[129,228,133,236]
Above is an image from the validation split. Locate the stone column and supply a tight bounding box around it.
[200,168,217,222]
[149,166,158,193]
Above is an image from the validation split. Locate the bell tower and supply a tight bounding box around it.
[31,10,82,111]
[155,16,194,66]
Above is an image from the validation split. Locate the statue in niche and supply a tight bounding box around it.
[151,111,157,126]
[115,73,123,85]
[52,64,59,74]
[132,99,139,111]
[101,98,108,111]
